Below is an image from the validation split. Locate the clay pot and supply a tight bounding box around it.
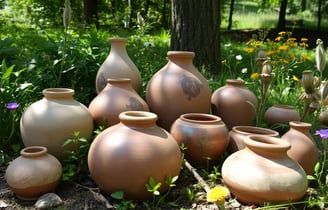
[95,37,141,93]
[20,88,93,161]
[228,126,279,153]
[319,108,328,126]
[146,51,211,131]
[211,79,257,130]
[264,104,301,126]
[222,135,308,205]
[5,146,62,200]
[88,78,149,127]
[170,113,229,166]
[281,121,318,175]
[88,111,182,201]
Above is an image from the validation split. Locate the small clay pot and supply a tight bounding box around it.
[5,146,62,200]
[170,113,229,166]
[264,104,301,126]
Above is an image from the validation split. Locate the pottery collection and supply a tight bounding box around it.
[5,146,62,200]
[8,39,318,205]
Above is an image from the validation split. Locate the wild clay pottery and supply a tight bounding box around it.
[211,79,257,130]
[319,108,328,126]
[221,135,308,205]
[264,104,301,126]
[5,146,62,200]
[95,37,141,93]
[87,111,182,201]
[20,88,93,161]
[281,121,318,175]
[146,51,211,131]
[228,126,279,153]
[88,78,149,127]
[170,113,229,166]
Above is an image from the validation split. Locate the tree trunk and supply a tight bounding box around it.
[317,0,321,32]
[82,0,99,27]
[171,0,221,73]
[277,0,287,29]
[227,0,235,30]
[301,0,306,11]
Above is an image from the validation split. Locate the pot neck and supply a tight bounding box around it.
[119,111,158,128]
[289,121,311,133]
[21,146,48,158]
[106,78,133,88]
[43,88,74,100]
[109,38,128,54]
[180,113,222,125]
[226,79,245,87]
[167,51,195,70]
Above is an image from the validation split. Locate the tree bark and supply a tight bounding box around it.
[277,0,288,30]
[317,0,322,32]
[171,0,221,73]
[227,0,235,30]
[82,0,99,27]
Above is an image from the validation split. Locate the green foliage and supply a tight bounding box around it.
[110,191,136,210]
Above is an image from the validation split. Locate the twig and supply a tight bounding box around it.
[184,160,211,193]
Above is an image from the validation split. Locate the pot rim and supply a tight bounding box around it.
[119,111,158,125]
[20,146,48,158]
[43,88,74,99]
[245,135,291,151]
[231,126,279,136]
[180,113,221,124]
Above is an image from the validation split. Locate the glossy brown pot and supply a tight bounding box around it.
[5,146,62,200]
[146,51,211,131]
[170,113,229,166]
[281,121,318,175]
[211,79,257,130]
[87,111,182,201]
[88,78,149,127]
[222,135,308,205]
[20,88,94,161]
[264,104,301,126]
[95,38,141,93]
[228,126,280,153]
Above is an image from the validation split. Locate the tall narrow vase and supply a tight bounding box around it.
[95,38,141,93]
[88,111,182,201]
[88,78,149,127]
[20,88,94,161]
[281,121,318,175]
[211,79,257,130]
[222,135,308,205]
[146,51,211,131]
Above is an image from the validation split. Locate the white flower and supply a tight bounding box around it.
[224,43,231,47]
[235,55,243,60]
[241,68,248,74]
[316,39,326,72]
[144,42,155,47]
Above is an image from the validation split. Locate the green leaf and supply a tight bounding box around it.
[111,191,124,200]
[307,175,316,180]
[314,162,321,174]
[62,138,73,147]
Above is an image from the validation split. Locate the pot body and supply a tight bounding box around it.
[228,126,279,153]
[146,51,211,131]
[20,88,94,161]
[281,121,318,175]
[89,78,149,127]
[5,146,62,200]
[170,113,229,166]
[211,79,257,130]
[95,38,141,93]
[88,111,182,201]
[222,135,308,205]
[264,104,301,126]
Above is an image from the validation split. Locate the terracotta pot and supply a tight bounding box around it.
[88,111,182,201]
[281,121,318,175]
[170,113,229,166]
[5,146,62,200]
[319,108,328,126]
[95,37,141,93]
[222,135,308,205]
[146,51,211,131]
[20,88,94,161]
[89,78,149,127]
[211,79,257,130]
[264,104,301,126]
[228,126,279,153]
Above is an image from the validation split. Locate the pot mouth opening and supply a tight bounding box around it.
[43,88,74,99]
[245,135,291,151]
[21,146,47,157]
[289,121,312,127]
[181,113,221,123]
[272,104,295,109]
[119,111,158,124]
[232,126,279,136]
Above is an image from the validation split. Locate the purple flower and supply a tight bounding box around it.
[315,129,328,139]
[6,102,19,110]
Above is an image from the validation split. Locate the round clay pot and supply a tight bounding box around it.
[146,51,211,131]
[319,108,328,126]
[88,111,182,201]
[88,78,149,127]
[228,126,280,153]
[20,88,94,161]
[95,37,141,93]
[5,146,62,200]
[264,104,301,126]
[222,135,308,205]
[281,121,318,175]
[170,113,229,166]
[211,79,257,130]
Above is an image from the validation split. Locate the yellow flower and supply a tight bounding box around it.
[251,72,260,79]
[300,42,309,48]
[275,36,282,42]
[245,47,254,53]
[292,75,299,81]
[207,186,230,205]
[302,54,312,61]
[246,39,253,45]
[287,37,297,42]
[280,58,289,64]
[278,31,286,36]
[254,41,261,47]
[278,45,289,51]
[301,38,308,42]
